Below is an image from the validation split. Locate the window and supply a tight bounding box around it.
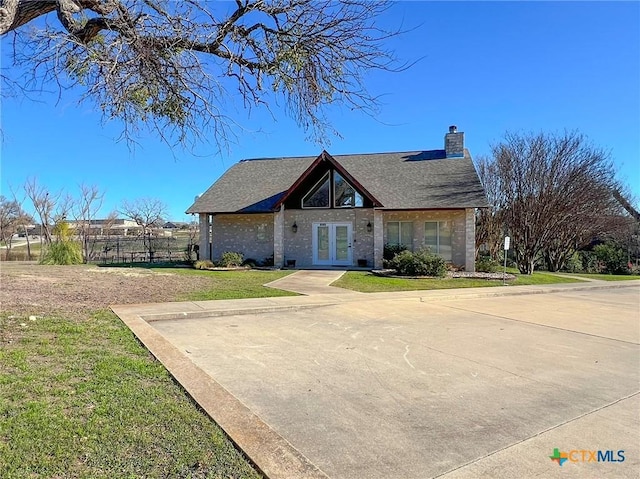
[425,221,452,261]
[334,172,363,208]
[386,221,413,248]
[302,172,330,208]
[301,170,364,209]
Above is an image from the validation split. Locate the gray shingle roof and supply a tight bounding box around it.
[186,149,489,214]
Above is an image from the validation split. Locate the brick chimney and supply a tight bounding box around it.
[445,125,464,158]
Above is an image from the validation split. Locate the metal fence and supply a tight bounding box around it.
[91,235,196,263]
[0,234,197,263]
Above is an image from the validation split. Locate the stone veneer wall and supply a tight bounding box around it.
[210,213,275,263]
[381,210,471,270]
[283,209,374,267]
[465,208,476,272]
[205,208,476,270]
[198,213,211,260]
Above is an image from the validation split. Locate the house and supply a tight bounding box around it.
[56,218,141,236]
[186,126,489,271]
[162,221,191,230]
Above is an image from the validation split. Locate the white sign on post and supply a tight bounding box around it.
[503,236,510,285]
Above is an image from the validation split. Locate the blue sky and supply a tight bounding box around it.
[2,1,639,221]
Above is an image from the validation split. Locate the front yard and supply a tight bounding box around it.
[0,264,294,479]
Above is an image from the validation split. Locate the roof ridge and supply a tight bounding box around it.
[240,149,446,162]
[240,155,315,162]
[333,149,443,157]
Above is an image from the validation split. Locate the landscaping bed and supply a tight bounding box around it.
[372,269,517,281]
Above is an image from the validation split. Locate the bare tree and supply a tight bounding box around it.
[24,177,57,246]
[0,195,31,259]
[185,219,199,261]
[101,210,119,237]
[120,197,167,258]
[475,156,504,260]
[99,210,120,262]
[9,185,34,259]
[488,131,619,274]
[2,0,402,149]
[23,178,74,245]
[72,184,104,262]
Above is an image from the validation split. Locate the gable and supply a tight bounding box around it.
[278,151,381,210]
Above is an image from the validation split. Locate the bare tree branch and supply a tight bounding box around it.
[2,0,404,150]
[24,177,57,245]
[71,183,104,262]
[0,194,32,259]
[475,155,504,260]
[120,197,167,257]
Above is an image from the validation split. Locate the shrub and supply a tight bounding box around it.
[391,248,446,277]
[261,254,274,267]
[593,243,628,275]
[564,252,583,273]
[194,259,214,270]
[183,244,197,262]
[219,251,244,267]
[578,251,599,273]
[41,241,83,265]
[476,256,500,273]
[383,243,409,268]
[383,243,408,261]
[242,258,258,267]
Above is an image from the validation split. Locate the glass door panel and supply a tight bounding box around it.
[334,225,349,261]
[317,225,329,261]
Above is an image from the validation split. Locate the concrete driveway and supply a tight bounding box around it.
[113,281,640,479]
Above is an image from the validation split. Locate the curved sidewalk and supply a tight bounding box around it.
[264,270,356,295]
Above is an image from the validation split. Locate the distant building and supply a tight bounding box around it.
[66,219,141,236]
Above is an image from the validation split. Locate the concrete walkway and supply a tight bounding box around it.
[264,270,354,295]
[111,278,640,479]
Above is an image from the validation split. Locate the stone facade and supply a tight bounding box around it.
[198,213,211,260]
[273,207,284,266]
[464,208,476,272]
[380,210,472,270]
[373,209,384,269]
[203,208,476,271]
[283,209,374,267]
[209,213,275,263]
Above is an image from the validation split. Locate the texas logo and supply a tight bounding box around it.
[550,448,569,466]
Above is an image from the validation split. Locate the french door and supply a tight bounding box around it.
[312,223,352,266]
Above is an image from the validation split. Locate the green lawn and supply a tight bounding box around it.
[160,268,298,301]
[331,270,585,293]
[1,241,42,261]
[0,311,262,479]
[552,272,640,281]
[0,267,301,479]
